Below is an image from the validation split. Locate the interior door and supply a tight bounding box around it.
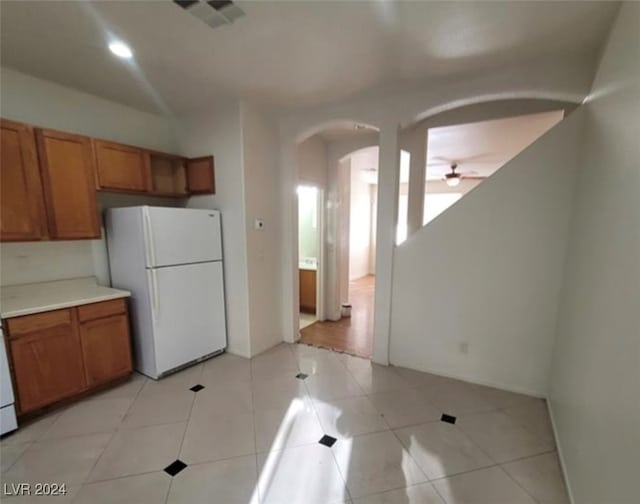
[151,261,226,374]
[145,207,222,267]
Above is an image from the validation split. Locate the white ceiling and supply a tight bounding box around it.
[425,110,564,179]
[0,1,619,115]
[317,122,379,142]
[351,110,564,184]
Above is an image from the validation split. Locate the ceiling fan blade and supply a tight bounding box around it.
[460,175,486,180]
[429,156,452,162]
[457,152,497,162]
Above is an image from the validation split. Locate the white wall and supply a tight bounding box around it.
[389,109,585,395]
[349,164,373,280]
[278,58,593,349]
[176,102,284,358]
[548,4,640,503]
[298,188,319,262]
[0,68,176,151]
[241,103,284,356]
[0,68,178,287]
[296,135,327,189]
[0,241,96,287]
[175,102,252,358]
[369,185,377,275]
[324,135,380,318]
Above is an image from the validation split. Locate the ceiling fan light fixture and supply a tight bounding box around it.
[445,174,461,187]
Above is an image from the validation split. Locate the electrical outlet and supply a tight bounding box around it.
[459,341,469,355]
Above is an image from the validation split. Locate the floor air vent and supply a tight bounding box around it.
[174,0,245,29]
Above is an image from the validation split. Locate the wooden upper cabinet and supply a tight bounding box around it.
[187,155,216,194]
[94,140,151,193]
[35,128,100,239]
[0,119,48,241]
[149,152,188,197]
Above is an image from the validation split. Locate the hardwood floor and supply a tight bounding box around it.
[299,275,374,358]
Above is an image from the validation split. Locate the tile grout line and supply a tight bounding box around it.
[388,423,433,484]
[2,380,148,499]
[163,363,206,504]
[73,375,149,500]
[0,439,34,476]
[300,355,355,504]
[249,350,262,504]
[496,463,544,504]
[286,346,557,502]
[4,346,559,503]
[431,479,449,504]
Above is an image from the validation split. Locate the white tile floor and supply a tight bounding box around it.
[0,343,570,503]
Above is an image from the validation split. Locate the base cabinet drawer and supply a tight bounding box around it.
[9,310,87,414]
[80,313,132,387]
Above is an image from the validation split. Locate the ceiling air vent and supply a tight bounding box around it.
[174,0,245,29]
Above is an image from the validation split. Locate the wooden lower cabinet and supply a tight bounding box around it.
[8,309,86,414]
[299,269,317,313]
[5,299,132,415]
[80,313,132,387]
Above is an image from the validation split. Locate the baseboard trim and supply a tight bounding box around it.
[389,361,547,398]
[546,400,576,504]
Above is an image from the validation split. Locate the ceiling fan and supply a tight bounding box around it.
[428,154,493,187]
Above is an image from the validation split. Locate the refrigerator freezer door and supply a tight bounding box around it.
[144,207,222,268]
[151,261,227,374]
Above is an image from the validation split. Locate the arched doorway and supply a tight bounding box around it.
[293,121,380,358]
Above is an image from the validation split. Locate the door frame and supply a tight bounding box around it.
[315,187,326,321]
[294,184,326,337]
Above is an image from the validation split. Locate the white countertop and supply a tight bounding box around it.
[299,259,318,271]
[1,277,131,319]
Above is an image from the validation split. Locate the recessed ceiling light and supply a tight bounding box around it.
[108,41,133,59]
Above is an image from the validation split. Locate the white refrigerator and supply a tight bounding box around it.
[106,206,227,379]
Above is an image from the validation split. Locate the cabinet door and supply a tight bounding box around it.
[79,313,132,387]
[299,269,317,313]
[187,156,215,194]
[0,119,48,241]
[7,309,87,414]
[35,128,100,239]
[94,140,151,192]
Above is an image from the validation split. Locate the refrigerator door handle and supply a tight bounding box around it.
[149,268,159,322]
[143,207,156,267]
